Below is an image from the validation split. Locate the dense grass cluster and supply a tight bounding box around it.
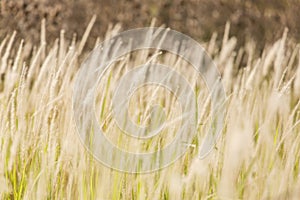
[0,18,300,199]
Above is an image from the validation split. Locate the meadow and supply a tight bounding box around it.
[0,17,299,199]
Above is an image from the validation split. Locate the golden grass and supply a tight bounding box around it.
[0,18,299,199]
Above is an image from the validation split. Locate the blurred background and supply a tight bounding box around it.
[1,0,300,50]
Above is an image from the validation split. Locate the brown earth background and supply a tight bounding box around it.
[1,0,300,51]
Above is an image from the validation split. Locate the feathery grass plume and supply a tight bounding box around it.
[207,32,218,56]
[295,48,300,97]
[0,31,16,74]
[274,28,288,89]
[262,40,280,77]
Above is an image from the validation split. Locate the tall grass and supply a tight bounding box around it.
[0,17,299,199]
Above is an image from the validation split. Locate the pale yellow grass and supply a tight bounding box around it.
[0,17,299,200]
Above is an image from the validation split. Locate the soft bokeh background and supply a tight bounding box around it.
[1,0,300,50]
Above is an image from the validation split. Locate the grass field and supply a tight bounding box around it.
[0,18,299,200]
